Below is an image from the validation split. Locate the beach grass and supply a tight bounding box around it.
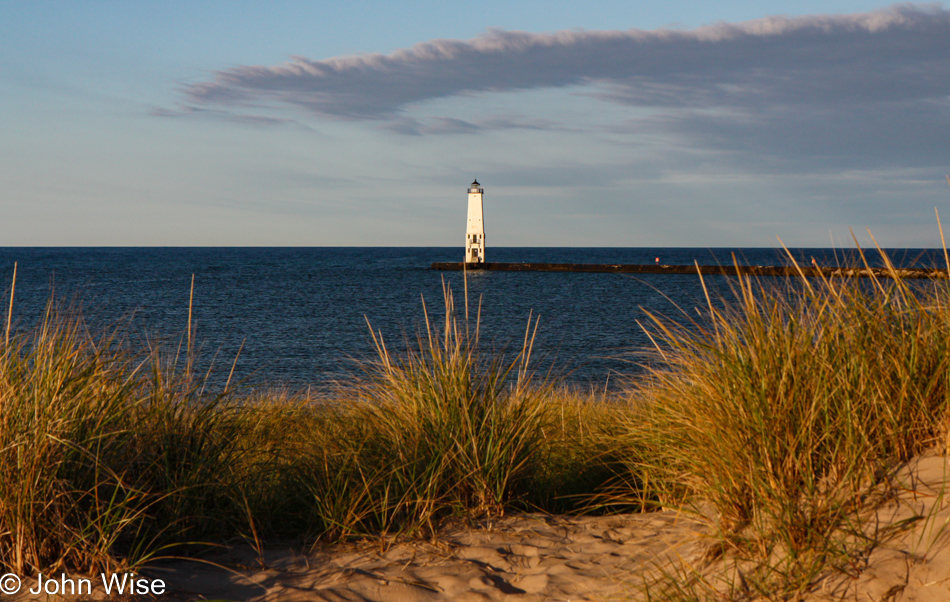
[617,250,950,597]
[237,283,626,542]
[1,248,949,599]
[0,284,619,573]
[0,300,263,573]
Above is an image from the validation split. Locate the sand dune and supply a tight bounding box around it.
[12,451,950,601]
[152,451,950,601]
[148,511,708,601]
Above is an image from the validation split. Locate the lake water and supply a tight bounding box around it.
[0,247,943,392]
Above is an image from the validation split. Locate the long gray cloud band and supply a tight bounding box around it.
[184,5,948,115]
[179,4,949,170]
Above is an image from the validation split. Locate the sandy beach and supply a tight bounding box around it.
[9,449,945,601]
[4,451,947,601]
[141,510,709,602]
[137,452,950,601]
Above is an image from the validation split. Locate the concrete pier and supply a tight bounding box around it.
[430,262,950,279]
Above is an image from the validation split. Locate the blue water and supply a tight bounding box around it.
[0,247,944,392]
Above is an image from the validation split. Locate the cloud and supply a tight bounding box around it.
[381,115,569,135]
[150,104,310,128]
[184,4,949,117]
[179,4,950,170]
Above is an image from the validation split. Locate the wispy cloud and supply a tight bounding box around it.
[183,5,949,116]
[381,115,569,135]
[179,4,950,169]
[150,104,310,128]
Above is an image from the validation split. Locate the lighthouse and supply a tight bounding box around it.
[465,179,485,263]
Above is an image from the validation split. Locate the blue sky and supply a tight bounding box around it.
[2,1,948,247]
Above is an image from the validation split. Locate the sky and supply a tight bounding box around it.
[2,1,949,247]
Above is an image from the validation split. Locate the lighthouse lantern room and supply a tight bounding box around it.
[465,179,486,263]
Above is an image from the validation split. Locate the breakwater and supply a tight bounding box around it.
[431,262,949,279]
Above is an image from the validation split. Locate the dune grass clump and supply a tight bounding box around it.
[293,285,623,540]
[622,253,950,596]
[125,362,249,547]
[520,388,632,514]
[360,288,548,519]
[0,306,146,574]
[0,302,254,574]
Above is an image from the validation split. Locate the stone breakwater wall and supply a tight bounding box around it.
[430,262,950,279]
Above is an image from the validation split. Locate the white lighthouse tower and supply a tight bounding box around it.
[465,179,486,263]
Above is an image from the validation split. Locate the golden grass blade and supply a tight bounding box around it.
[441,278,452,350]
[865,228,897,277]
[695,260,720,345]
[187,273,195,381]
[776,235,815,295]
[732,252,758,315]
[850,227,886,296]
[463,260,469,325]
[475,294,482,347]
[365,314,391,372]
[5,261,15,348]
[938,208,950,280]
[637,318,668,362]
[519,311,540,378]
[225,338,245,393]
[421,293,436,356]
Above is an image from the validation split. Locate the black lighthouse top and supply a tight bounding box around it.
[469,179,482,193]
